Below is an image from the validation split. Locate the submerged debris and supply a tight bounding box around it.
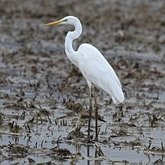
[67,130,85,140]
[0,0,165,164]
[49,147,72,160]
[144,142,165,155]
[65,101,84,113]
[7,143,28,158]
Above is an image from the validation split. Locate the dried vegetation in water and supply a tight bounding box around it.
[0,0,165,164]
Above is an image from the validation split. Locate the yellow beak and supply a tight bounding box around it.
[45,19,63,26]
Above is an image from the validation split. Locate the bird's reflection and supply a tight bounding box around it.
[87,143,104,165]
[87,145,90,165]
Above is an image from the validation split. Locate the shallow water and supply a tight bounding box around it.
[0,0,165,164]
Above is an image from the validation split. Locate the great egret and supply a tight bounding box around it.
[46,16,124,141]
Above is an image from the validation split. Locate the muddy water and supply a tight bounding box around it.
[0,0,165,164]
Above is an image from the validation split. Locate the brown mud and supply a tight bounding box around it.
[0,0,165,164]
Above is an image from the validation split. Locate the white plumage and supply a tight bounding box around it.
[77,43,124,104]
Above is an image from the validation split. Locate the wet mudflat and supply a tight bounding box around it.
[0,0,165,164]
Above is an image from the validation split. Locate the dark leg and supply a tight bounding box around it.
[87,87,92,142]
[93,87,98,141]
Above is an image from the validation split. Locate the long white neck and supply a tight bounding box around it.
[65,19,82,66]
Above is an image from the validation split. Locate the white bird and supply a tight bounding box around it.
[46,16,124,141]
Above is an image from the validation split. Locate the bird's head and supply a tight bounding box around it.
[45,16,80,27]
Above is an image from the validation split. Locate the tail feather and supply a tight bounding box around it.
[110,80,124,104]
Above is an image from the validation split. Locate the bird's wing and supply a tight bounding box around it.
[77,44,124,104]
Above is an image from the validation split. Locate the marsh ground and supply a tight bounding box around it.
[0,0,165,164]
